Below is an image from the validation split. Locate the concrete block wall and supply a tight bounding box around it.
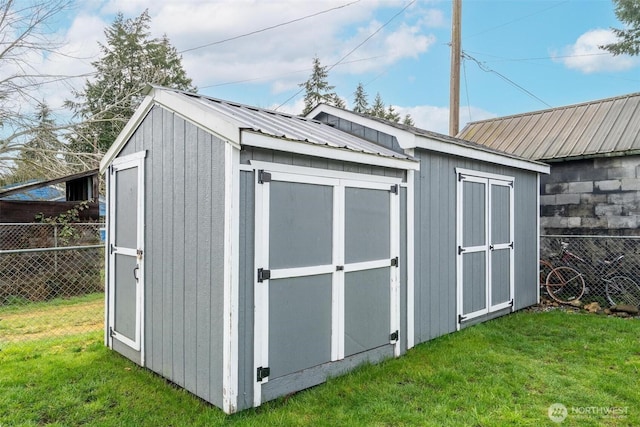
[540,156,640,236]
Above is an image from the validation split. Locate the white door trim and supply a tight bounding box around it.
[456,168,514,328]
[108,150,146,356]
[252,162,401,405]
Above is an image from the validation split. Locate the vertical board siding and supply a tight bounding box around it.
[514,170,538,309]
[414,149,539,344]
[183,118,198,393]
[115,105,225,409]
[161,108,174,378]
[237,171,255,411]
[172,116,186,387]
[196,128,212,401]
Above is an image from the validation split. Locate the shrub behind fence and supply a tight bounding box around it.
[0,223,105,346]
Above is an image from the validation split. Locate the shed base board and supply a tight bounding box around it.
[459,306,513,329]
[111,337,141,366]
[261,344,395,403]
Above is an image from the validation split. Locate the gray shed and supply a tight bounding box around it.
[100,86,548,414]
[307,105,549,343]
[100,86,418,413]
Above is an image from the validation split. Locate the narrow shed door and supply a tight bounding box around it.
[489,180,514,312]
[343,183,399,357]
[261,174,337,381]
[108,151,146,352]
[458,176,489,321]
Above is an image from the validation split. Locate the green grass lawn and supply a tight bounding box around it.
[1,308,638,426]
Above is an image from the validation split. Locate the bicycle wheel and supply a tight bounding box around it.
[546,266,585,303]
[540,260,554,288]
[605,276,640,307]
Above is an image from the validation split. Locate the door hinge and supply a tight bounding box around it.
[390,184,399,194]
[257,366,270,382]
[137,249,144,259]
[257,170,271,184]
[458,246,466,255]
[390,256,399,267]
[509,299,514,307]
[458,314,467,323]
[257,268,271,282]
[336,265,344,271]
[110,243,115,254]
[489,244,494,251]
[508,242,514,250]
[390,330,399,342]
[109,327,114,337]
[458,173,466,182]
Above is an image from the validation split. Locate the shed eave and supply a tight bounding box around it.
[100,95,156,174]
[241,130,420,171]
[415,136,550,174]
[100,87,243,174]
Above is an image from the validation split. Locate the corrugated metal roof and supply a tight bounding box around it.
[183,92,412,161]
[458,92,640,161]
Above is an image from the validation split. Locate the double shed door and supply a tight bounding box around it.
[254,167,401,401]
[457,169,514,325]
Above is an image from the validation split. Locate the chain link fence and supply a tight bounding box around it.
[541,235,640,309]
[0,223,105,347]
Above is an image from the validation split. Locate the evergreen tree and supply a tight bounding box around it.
[353,82,369,113]
[300,56,344,115]
[370,93,386,118]
[402,114,415,126]
[385,105,401,122]
[601,0,640,56]
[13,102,64,180]
[67,10,195,156]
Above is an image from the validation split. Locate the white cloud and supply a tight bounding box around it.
[556,29,639,73]
[30,0,441,118]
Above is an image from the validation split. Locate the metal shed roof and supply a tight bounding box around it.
[458,92,640,162]
[187,93,411,161]
[101,86,418,173]
[306,103,549,174]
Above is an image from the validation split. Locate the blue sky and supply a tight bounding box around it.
[38,0,640,135]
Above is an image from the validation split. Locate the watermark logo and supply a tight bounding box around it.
[548,403,568,423]
[548,403,628,423]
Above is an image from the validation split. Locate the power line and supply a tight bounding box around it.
[179,0,361,54]
[462,51,552,108]
[274,0,416,111]
[462,56,472,124]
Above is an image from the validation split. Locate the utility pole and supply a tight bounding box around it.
[449,0,461,137]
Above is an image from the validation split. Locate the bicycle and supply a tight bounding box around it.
[540,258,585,304]
[541,241,640,307]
